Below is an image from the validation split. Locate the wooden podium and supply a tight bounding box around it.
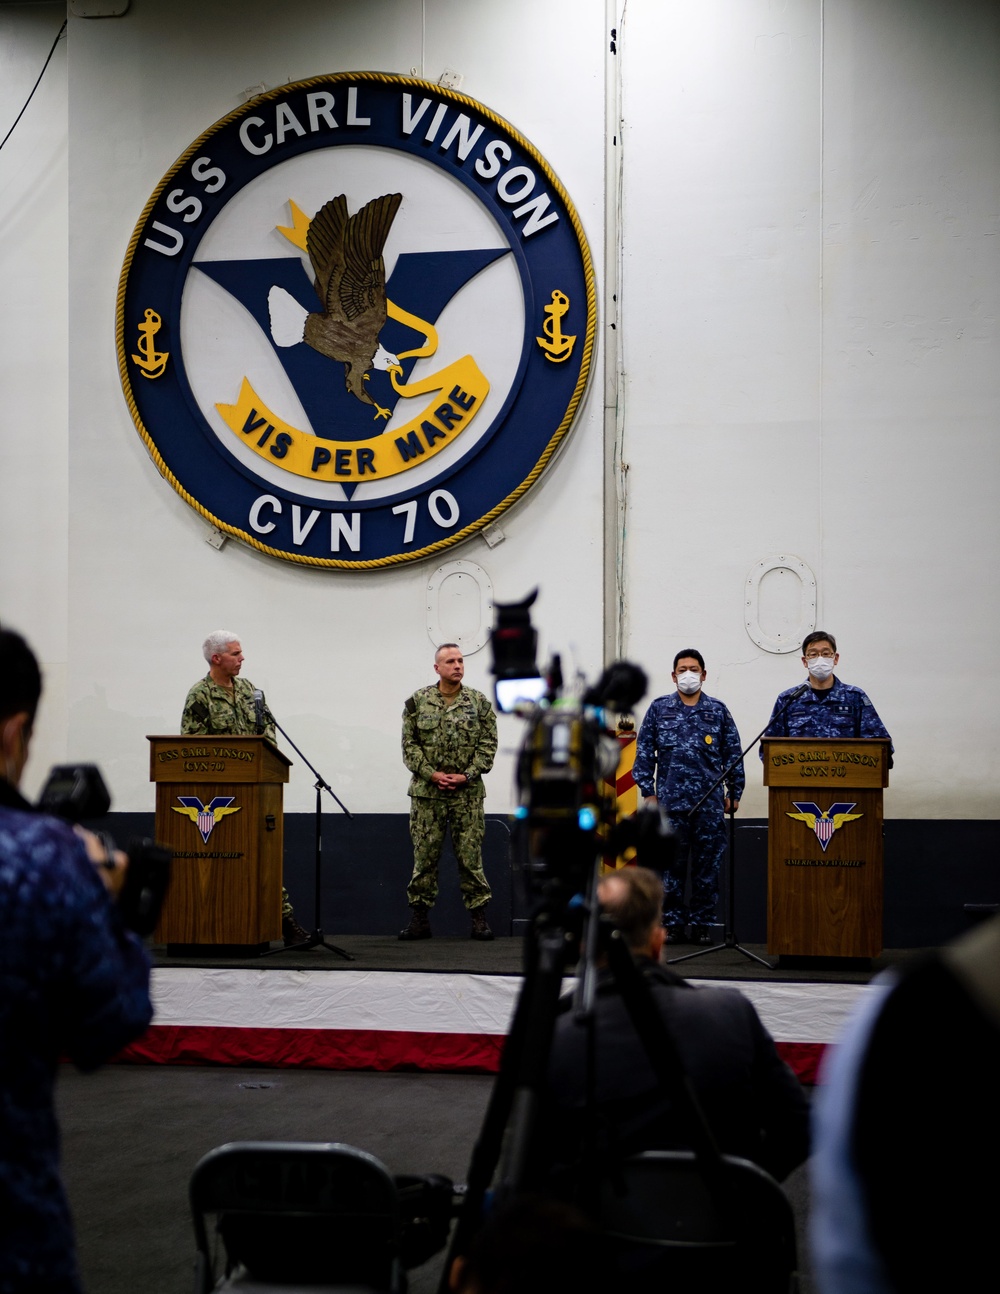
[762,737,890,958]
[148,735,291,951]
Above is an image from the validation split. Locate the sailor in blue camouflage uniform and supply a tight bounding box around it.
[763,631,893,760]
[0,629,152,1294]
[399,643,498,942]
[633,649,745,944]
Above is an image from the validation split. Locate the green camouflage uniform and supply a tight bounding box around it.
[181,674,277,742]
[180,673,288,915]
[402,683,497,910]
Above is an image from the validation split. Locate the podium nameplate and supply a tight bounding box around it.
[762,738,888,789]
[149,735,290,785]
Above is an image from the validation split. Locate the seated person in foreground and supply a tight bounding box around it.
[544,866,810,1182]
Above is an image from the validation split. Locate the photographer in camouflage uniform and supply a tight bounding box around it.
[181,630,307,945]
[399,643,497,941]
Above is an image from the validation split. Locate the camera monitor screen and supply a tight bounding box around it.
[495,676,548,713]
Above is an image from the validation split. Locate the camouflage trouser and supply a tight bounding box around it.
[406,794,491,910]
[662,804,726,928]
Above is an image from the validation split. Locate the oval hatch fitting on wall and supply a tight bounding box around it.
[426,561,494,656]
[745,554,816,654]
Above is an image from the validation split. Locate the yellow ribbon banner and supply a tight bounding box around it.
[217,357,489,484]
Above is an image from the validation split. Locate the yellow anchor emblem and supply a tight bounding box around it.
[536,289,576,363]
[131,308,169,380]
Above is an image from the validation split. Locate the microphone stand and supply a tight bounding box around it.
[666,681,810,971]
[258,704,355,961]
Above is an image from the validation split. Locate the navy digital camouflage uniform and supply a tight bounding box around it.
[764,677,893,759]
[402,684,497,910]
[633,692,745,929]
[0,778,152,1293]
[181,673,277,742]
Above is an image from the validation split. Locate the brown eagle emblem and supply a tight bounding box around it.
[268,192,403,420]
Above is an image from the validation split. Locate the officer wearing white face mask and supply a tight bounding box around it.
[763,631,893,762]
[633,649,745,944]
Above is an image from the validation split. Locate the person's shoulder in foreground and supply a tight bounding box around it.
[0,627,152,1294]
[810,913,1000,1293]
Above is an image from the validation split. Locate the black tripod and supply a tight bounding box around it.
[666,682,809,970]
[440,863,731,1290]
[260,708,354,961]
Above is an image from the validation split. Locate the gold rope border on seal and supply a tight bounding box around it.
[115,71,598,570]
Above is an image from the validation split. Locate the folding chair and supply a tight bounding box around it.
[596,1149,798,1293]
[190,1141,403,1292]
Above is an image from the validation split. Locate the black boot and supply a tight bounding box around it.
[470,905,494,941]
[282,913,310,947]
[399,904,432,941]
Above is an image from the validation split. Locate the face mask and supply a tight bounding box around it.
[806,656,835,681]
[676,671,702,695]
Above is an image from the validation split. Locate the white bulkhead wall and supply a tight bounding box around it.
[617,0,999,819]
[0,6,70,783]
[1,0,997,820]
[63,0,606,815]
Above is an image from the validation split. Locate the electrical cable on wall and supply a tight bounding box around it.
[0,19,67,154]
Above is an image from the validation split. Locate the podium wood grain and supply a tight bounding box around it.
[148,736,291,946]
[762,738,890,957]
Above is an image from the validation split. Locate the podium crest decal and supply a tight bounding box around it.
[786,802,863,852]
[117,73,595,568]
[174,795,241,844]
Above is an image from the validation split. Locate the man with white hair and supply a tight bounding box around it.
[181,630,276,741]
[181,631,307,944]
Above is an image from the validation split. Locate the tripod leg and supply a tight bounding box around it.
[667,809,773,969]
[440,921,570,1289]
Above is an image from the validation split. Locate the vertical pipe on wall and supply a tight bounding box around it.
[603,0,626,662]
[818,0,826,618]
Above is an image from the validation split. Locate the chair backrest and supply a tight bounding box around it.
[189,1141,401,1292]
[596,1150,797,1292]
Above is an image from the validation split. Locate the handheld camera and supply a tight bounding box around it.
[38,763,172,938]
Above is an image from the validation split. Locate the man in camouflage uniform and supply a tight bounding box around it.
[181,630,306,944]
[763,630,893,758]
[633,649,745,945]
[400,643,498,941]
[181,632,276,741]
